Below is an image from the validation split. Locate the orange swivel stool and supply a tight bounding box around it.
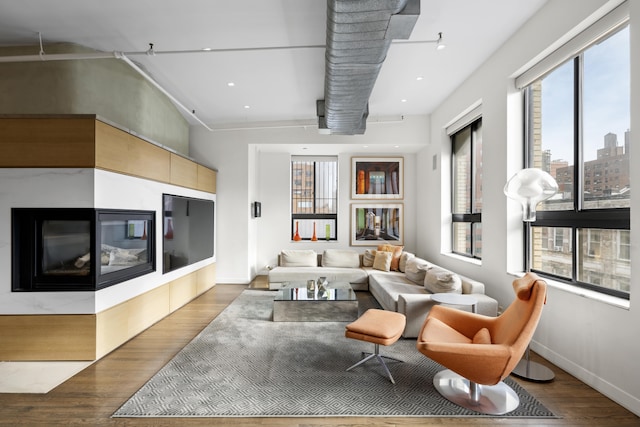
[345,308,406,384]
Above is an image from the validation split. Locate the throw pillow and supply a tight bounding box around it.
[377,244,404,271]
[362,249,376,267]
[398,251,415,272]
[322,249,360,268]
[424,267,462,294]
[372,251,392,272]
[280,249,317,267]
[472,328,492,344]
[404,257,432,285]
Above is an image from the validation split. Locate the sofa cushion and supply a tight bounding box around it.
[399,251,414,273]
[322,249,360,268]
[377,244,404,271]
[373,251,392,271]
[280,249,317,267]
[369,271,426,312]
[404,257,432,285]
[424,267,462,294]
[363,249,376,267]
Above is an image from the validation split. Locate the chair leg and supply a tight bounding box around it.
[346,343,402,384]
[433,369,520,415]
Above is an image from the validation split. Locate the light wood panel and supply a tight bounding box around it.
[94,119,130,172]
[197,164,217,193]
[0,116,96,167]
[2,116,216,194]
[170,153,198,188]
[0,314,96,360]
[0,263,215,361]
[127,135,171,182]
[170,271,198,312]
[196,263,217,294]
[127,284,171,337]
[95,120,172,183]
[95,299,129,359]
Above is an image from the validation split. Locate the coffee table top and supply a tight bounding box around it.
[275,282,356,302]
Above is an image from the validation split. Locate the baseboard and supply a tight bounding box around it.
[533,341,640,417]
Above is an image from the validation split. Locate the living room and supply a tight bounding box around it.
[189,0,640,417]
[0,0,638,423]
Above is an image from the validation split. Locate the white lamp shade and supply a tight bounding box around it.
[504,168,559,221]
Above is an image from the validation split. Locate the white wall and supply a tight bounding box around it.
[190,115,428,283]
[419,0,640,416]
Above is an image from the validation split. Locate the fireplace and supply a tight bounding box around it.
[12,208,155,291]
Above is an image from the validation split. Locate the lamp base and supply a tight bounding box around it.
[511,359,555,382]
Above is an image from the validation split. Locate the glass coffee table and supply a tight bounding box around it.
[273,281,358,322]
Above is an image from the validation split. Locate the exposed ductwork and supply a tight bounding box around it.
[318,0,419,135]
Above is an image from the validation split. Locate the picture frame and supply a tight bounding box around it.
[351,157,403,199]
[350,203,403,246]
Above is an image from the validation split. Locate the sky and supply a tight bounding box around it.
[541,26,630,164]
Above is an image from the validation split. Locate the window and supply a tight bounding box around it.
[291,156,338,240]
[523,20,630,299]
[451,118,482,258]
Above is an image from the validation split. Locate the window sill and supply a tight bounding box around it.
[507,271,630,310]
[443,252,482,266]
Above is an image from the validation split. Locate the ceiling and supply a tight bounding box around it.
[0,0,547,132]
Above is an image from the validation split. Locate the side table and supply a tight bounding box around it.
[431,293,478,313]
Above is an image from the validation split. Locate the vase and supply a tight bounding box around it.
[311,222,317,241]
[165,218,173,239]
[293,221,302,241]
[325,224,330,241]
[141,222,147,240]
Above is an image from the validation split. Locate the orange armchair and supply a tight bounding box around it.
[416,272,548,414]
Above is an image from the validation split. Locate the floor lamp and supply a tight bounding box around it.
[504,168,557,382]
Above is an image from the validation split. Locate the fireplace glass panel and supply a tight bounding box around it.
[41,220,92,277]
[100,218,151,276]
[12,208,155,292]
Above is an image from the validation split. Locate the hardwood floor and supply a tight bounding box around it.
[1,279,637,426]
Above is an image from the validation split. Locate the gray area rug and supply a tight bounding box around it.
[113,289,555,418]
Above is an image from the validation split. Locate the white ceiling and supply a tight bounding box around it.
[0,0,547,131]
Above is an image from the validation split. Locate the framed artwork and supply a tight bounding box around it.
[350,203,403,246]
[351,157,403,199]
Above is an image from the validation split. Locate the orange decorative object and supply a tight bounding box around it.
[141,222,147,240]
[293,221,302,241]
[311,221,318,241]
[357,170,365,194]
[165,218,174,239]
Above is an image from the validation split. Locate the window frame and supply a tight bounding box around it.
[290,156,338,241]
[523,23,630,300]
[451,117,482,259]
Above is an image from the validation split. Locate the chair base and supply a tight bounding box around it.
[346,343,402,384]
[433,370,520,415]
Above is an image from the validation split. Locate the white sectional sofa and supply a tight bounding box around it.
[268,249,369,291]
[268,248,498,338]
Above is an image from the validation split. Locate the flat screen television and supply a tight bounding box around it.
[163,194,215,273]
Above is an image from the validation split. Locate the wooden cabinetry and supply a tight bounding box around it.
[0,115,217,193]
[0,115,218,361]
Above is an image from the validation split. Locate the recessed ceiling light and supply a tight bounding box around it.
[227,82,235,87]
[202,47,213,51]
[401,99,407,103]
[416,76,424,81]
[363,145,369,148]
[244,105,250,109]
[394,145,400,148]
